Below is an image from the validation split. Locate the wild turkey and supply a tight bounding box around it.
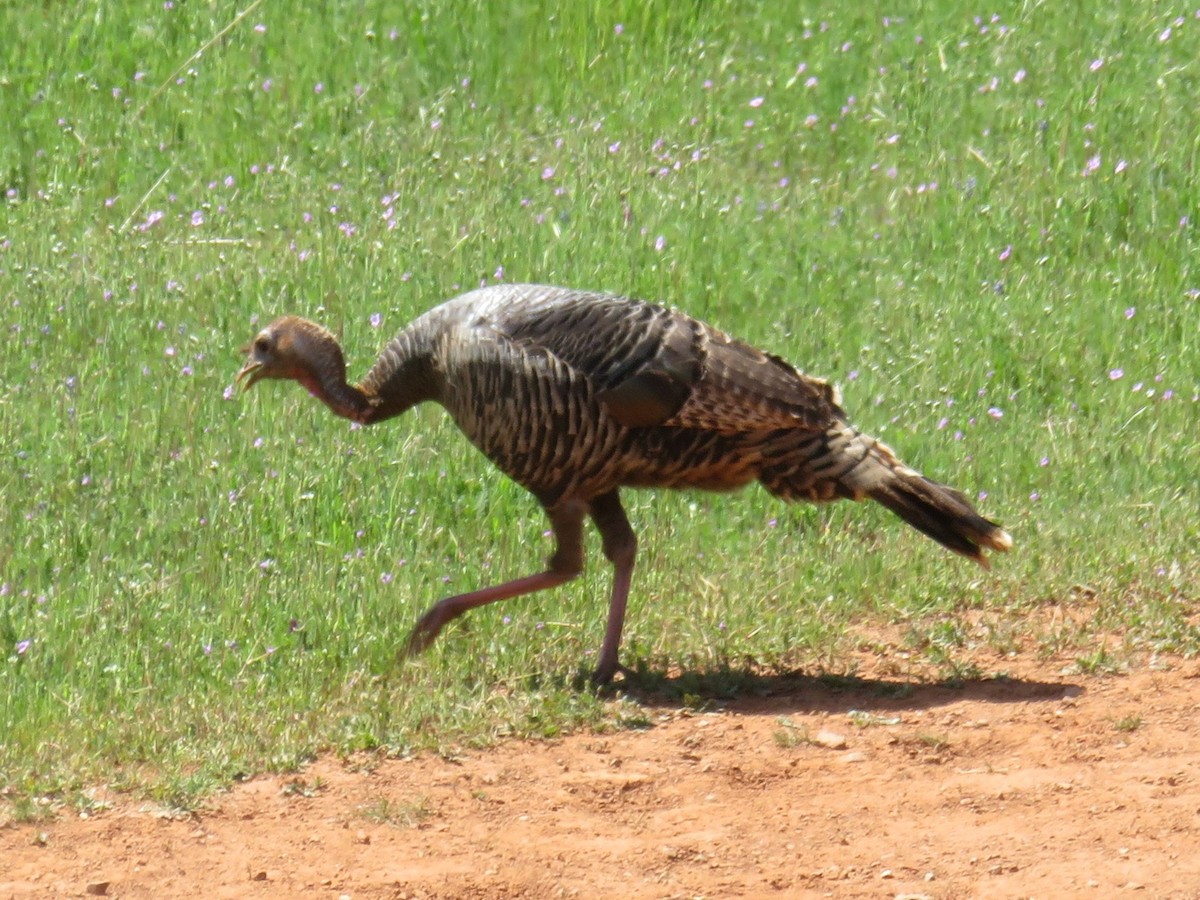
[236,284,1011,683]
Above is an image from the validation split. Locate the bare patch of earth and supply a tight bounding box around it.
[4,654,1200,899]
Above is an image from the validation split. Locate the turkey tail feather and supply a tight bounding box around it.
[868,471,1012,568]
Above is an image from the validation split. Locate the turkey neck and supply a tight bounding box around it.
[280,322,437,425]
[296,348,374,423]
[352,331,441,425]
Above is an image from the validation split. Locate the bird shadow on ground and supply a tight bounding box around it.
[597,664,1080,718]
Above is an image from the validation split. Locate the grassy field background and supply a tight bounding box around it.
[2,1,1198,810]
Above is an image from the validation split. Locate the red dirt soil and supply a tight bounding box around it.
[4,655,1200,899]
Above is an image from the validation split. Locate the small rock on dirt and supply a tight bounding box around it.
[85,882,110,896]
[815,730,848,749]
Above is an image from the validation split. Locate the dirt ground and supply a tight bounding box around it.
[4,653,1200,900]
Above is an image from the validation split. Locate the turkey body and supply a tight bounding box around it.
[365,286,864,504]
[238,283,1012,683]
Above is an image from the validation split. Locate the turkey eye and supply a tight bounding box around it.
[254,337,270,353]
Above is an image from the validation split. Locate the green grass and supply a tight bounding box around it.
[2,1,1199,809]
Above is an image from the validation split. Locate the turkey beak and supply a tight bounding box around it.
[235,354,265,391]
